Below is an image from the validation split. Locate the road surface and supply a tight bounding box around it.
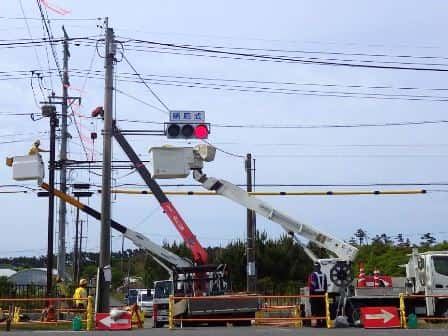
[9,326,448,335]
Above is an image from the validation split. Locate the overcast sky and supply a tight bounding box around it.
[1,1,448,258]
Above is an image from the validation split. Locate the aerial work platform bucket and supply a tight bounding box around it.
[12,155,45,181]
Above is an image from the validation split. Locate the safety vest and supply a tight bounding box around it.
[73,287,87,306]
[310,271,327,293]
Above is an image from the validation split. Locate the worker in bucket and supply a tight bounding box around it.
[308,262,328,327]
[73,278,88,309]
[28,139,49,156]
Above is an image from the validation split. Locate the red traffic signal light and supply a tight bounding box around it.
[165,123,210,139]
[194,124,209,139]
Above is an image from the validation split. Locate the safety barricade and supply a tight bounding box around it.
[399,293,448,328]
[168,293,330,329]
[0,296,94,331]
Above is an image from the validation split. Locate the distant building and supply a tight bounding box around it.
[8,268,58,285]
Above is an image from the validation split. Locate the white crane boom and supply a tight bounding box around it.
[124,227,192,268]
[193,170,358,262]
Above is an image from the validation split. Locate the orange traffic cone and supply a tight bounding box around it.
[357,261,366,287]
[373,267,380,287]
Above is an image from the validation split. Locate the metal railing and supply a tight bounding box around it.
[168,293,330,329]
[0,296,94,331]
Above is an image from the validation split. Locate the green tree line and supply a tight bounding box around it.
[1,230,447,295]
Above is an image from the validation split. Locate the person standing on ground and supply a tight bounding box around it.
[308,262,328,327]
[73,278,88,309]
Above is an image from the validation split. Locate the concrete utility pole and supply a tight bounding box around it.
[57,26,70,280]
[246,153,257,292]
[97,17,115,313]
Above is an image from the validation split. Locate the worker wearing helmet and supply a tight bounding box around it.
[308,262,328,327]
[73,279,88,309]
[28,139,49,156]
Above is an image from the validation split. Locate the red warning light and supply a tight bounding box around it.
[194,124,209,139]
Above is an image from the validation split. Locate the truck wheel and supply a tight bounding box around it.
[153,320,163,328]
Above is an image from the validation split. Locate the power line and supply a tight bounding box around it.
[121,53,171,113]
[122,39,448,72]
[114,88,168,114]
[0,16,101,21]
[254,154,448,158]
[4,67,448,92]
[123,41,448,68]
[114,29,445,51]
[65,71,448,102]
[18,0,49,96]
[35,0,63,83]
[4,68,448,102]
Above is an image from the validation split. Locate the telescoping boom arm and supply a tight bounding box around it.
[112,123,208,265]
[192,170,358,262]
[40,182,192,269]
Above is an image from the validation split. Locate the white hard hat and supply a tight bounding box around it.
[34,139,40,146]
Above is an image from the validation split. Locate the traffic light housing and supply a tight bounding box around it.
[164,122,210,139]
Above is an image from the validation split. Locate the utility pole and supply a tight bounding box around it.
[42,105,58,296]
[246,153,257,292]
[73,196,80,285]
[57,26,70,280]
[78,219,83,280]
[97,17,114,313]
[121,234,125,274]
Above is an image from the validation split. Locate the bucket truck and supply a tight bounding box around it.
[39,183,234,327]
[13,124,256,327]
[147,144,448,321]
[158,145,358,293]
[110,124,258,326]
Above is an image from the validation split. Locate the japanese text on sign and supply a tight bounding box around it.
[170,111,205,122]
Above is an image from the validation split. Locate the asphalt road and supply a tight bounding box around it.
[5,326,448,336]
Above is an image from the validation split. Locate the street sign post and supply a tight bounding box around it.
[95,312,132,330]
[360,306,400,328]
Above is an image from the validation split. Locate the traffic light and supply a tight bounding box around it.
[164,122,210,139]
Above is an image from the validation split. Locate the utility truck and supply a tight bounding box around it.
[148,144,448,321]
[39,183,234,327]
[9,123,256,327]
[149,144,358,294]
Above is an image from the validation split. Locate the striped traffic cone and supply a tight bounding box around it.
[357,261,366,287]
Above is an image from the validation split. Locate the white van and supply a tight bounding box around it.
[137,289,154,317]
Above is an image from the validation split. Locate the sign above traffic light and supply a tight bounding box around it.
[164,110,210,139]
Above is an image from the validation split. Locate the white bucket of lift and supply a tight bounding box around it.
[12,155,45,181]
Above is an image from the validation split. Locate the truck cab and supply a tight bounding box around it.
[406,250,448,316]
[137,289,154,317]
[125,288,139,306]
[152,280,173,328]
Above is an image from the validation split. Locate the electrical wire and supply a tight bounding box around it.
[4,67,448,102]
[121,39,448,72]
[115,88,168,114]
[121,53,171,113]
[122,42,448,68]
[0,16,100,21]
